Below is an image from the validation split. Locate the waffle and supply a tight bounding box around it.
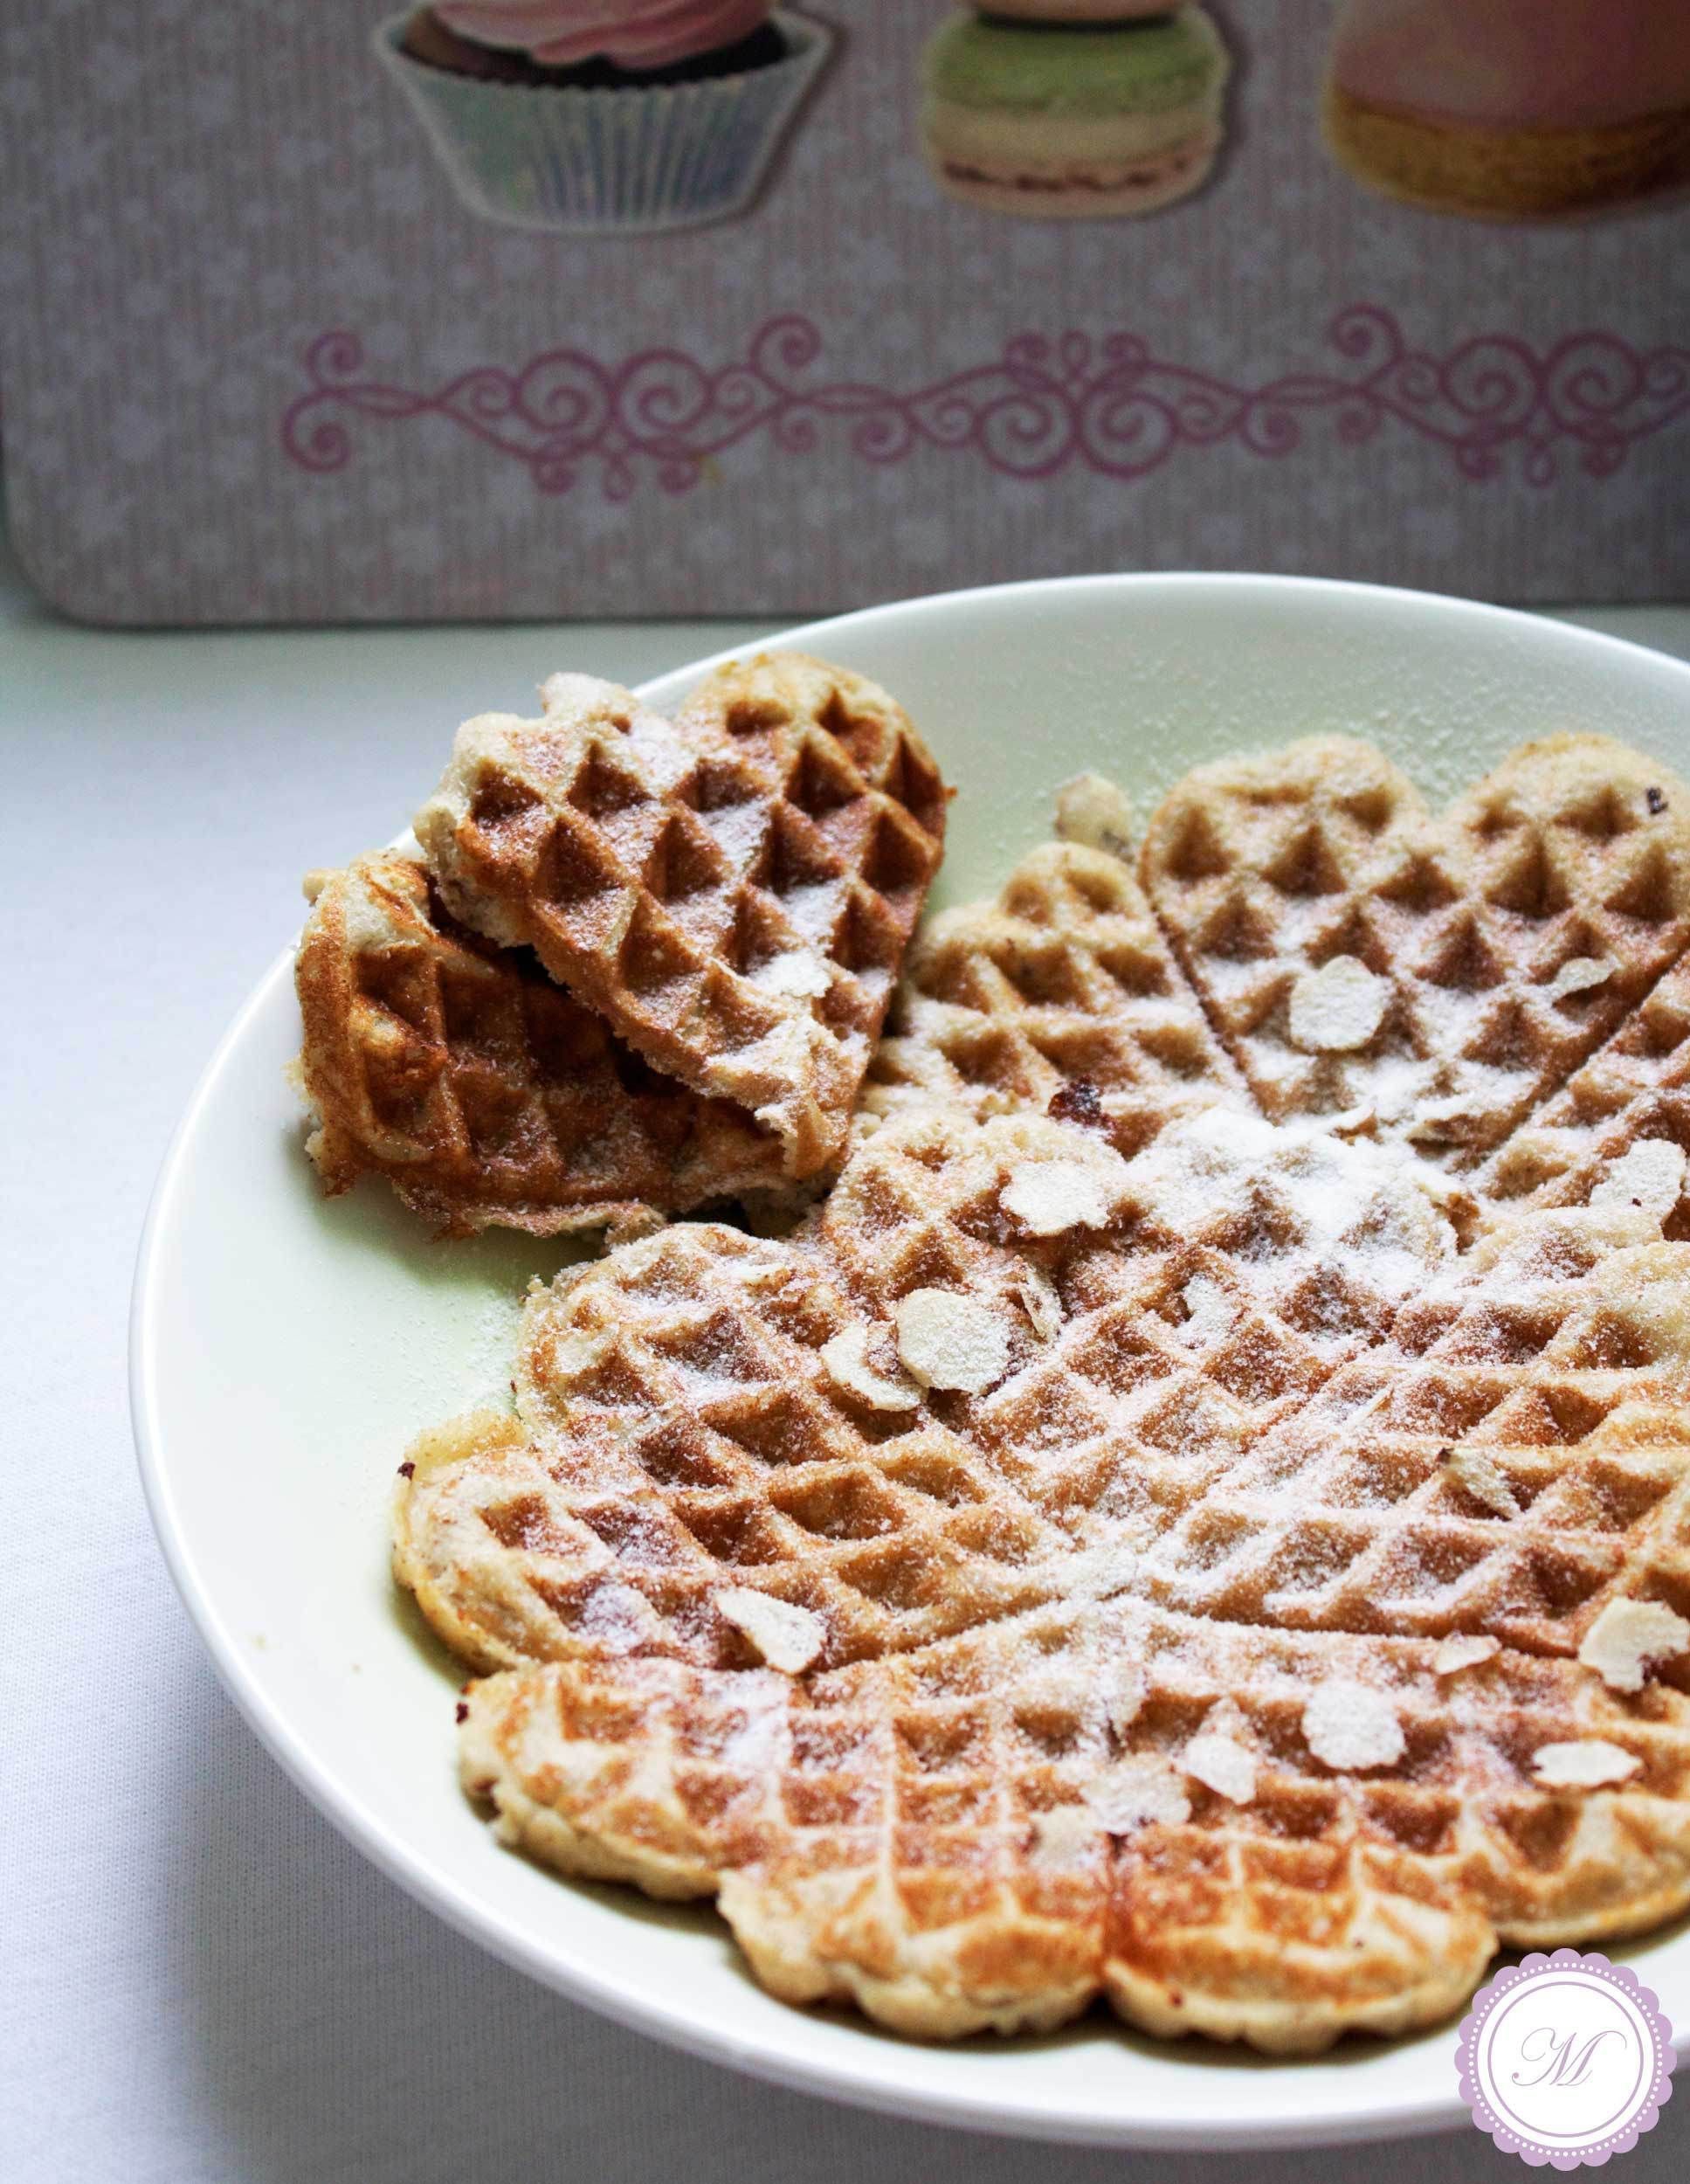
[1474,953,1690,1228]
[413,654,948,1178]
[397,1102,1690,2049]
[1140,735,1690,1171]
[295,854,791,1240]
[861,805,1250,1161]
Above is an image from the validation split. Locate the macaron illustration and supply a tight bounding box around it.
[921,5,1233,221]
[376,1,833,233]
[1324,0,1690,221]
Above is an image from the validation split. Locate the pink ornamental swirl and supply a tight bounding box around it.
[280,309,1690,499]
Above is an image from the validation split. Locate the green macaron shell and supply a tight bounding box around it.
[925,9,1224,116]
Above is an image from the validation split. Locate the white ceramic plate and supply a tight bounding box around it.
[133,577,1690,2150]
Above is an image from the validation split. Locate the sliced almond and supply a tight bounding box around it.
[1302,1682,1405,1772]
[715,1587,826,1675]
[1183,1732,1258,1805]
[1590,1139,1687,1220]
[894,1289,1011,1395]
[1445,1444,1521,1521]
[1001,1158,1117,1236]
[820,1324,923,1413]
[1287,957,1388,1054]
[1531,1739,1641,1789]
[1577,1597,1690,1694]
[1055,773,1135,862]
[1545,955,1615,1003]
[1432,1634,1500,1677]
[1084,1755,1191,1834]
[1006,1267,1064,1344]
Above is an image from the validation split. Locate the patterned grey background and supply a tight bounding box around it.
[0,0,1686,621]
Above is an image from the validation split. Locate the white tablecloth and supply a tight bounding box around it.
[7,522,1690,2183]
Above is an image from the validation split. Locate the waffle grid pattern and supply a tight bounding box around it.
[390,727,1690,2053]
[415,654,948,1176]
[294,854,789,1239]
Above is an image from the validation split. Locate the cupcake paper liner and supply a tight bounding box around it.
[375,10,833,235]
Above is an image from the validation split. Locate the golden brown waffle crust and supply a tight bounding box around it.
[413,655,948,1179]
[293,853,794,1240]
[390,726,1690,2056]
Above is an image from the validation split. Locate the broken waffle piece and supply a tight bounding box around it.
[415,653,948,1177]
[293,853,791,1239]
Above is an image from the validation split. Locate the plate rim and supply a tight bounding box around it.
[131,571,1690,2151]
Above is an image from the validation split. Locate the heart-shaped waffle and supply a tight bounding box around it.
[414,653,948,1178]
[1140,734,1690,1170]
[861,819,1250,1162]
[398,1106,1690,2050]
[295,854,803,1239]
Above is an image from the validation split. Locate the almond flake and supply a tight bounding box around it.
[1105,1663,1148,1736]
[1531,1739,1641,1790]
[820,1324,922,1413]
[1577,1597,1690,1694]
[753,950,834,999]
[1006,1267,1064,1344]
[1001,1158,1116,1236]
[1444,1443,1521,1520]
[1302,1682,1405,1772]
[1175,1274,1235,1350]
[715,1588,826,1675]
[1433,1635,1500,1676]
[1026,1806,1102,1869]
[1055,773,1135,863]
[1545,955,1615,1003]
[1084,1755,1191,1834]
[894,1289,1011,1394]
[1591,1139,1687,1220]
[1287,957,1388,1054]
[1183,1733,1258,1805]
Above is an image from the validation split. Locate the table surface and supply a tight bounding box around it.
[9,515,1690,2184]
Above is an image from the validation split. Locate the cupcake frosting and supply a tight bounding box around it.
[433,0,773,72]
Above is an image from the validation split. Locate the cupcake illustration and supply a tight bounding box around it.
[1323,0,1690,221]
[376,2,833,233]
[920,3,1232,219]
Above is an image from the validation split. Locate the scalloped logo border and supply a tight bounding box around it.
[280,307,1690,501]
[1457,1951,1676,2169]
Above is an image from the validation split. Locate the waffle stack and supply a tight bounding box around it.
[294,655,949,1236]
[376,721,1690,2053]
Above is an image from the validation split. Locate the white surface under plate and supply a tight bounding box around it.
[132,576,1690,2151]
